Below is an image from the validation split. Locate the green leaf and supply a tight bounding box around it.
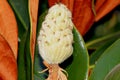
[24,30,32,80]
[90,40,115,65]
[86,31,120,49]
[8,0,30,32]
[39,0,48,15]
[89,39,120,80]
[34,11,48,80]
[17,32,27,80]
[66,27,89,80]
[34,11,89,80]
[8,1,32,80]
[104,64,120,80]
[86,12,120,50]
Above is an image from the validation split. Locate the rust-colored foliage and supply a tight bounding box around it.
[95,0,120,21]
[72,0,94,35]
[0,0,18,59]
[48,0,95,35]
[29,0,39,62]
[48,0,120,36]
[0,34,17,80]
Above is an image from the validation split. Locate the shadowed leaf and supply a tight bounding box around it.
[95,0,120,21]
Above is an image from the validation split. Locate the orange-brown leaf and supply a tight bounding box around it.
[48,0,57,6]
[95,0,106,12]
[48,0,95,35]
[95,0,120,21]
[73,0,95,35]
[29,0,39,62]
[0,0,18,59]
[0,34,17,80]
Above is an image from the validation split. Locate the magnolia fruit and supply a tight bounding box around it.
[38,3,74,64]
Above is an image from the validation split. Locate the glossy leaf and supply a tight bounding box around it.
[8,0,32,80]
[0,34,17,80]
[34,11,89,80]
[0,0,18,59]
[24,31,32,80]
[8,0,30,32]
[104,64,120,80]
[90,40,114,65]
[66,27,89,80]
[34,11,48,80]
[17,32,28,80]
[89,39,120,80]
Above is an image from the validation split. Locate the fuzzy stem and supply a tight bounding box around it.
[47,64,59,80]
[43,61,68,80]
